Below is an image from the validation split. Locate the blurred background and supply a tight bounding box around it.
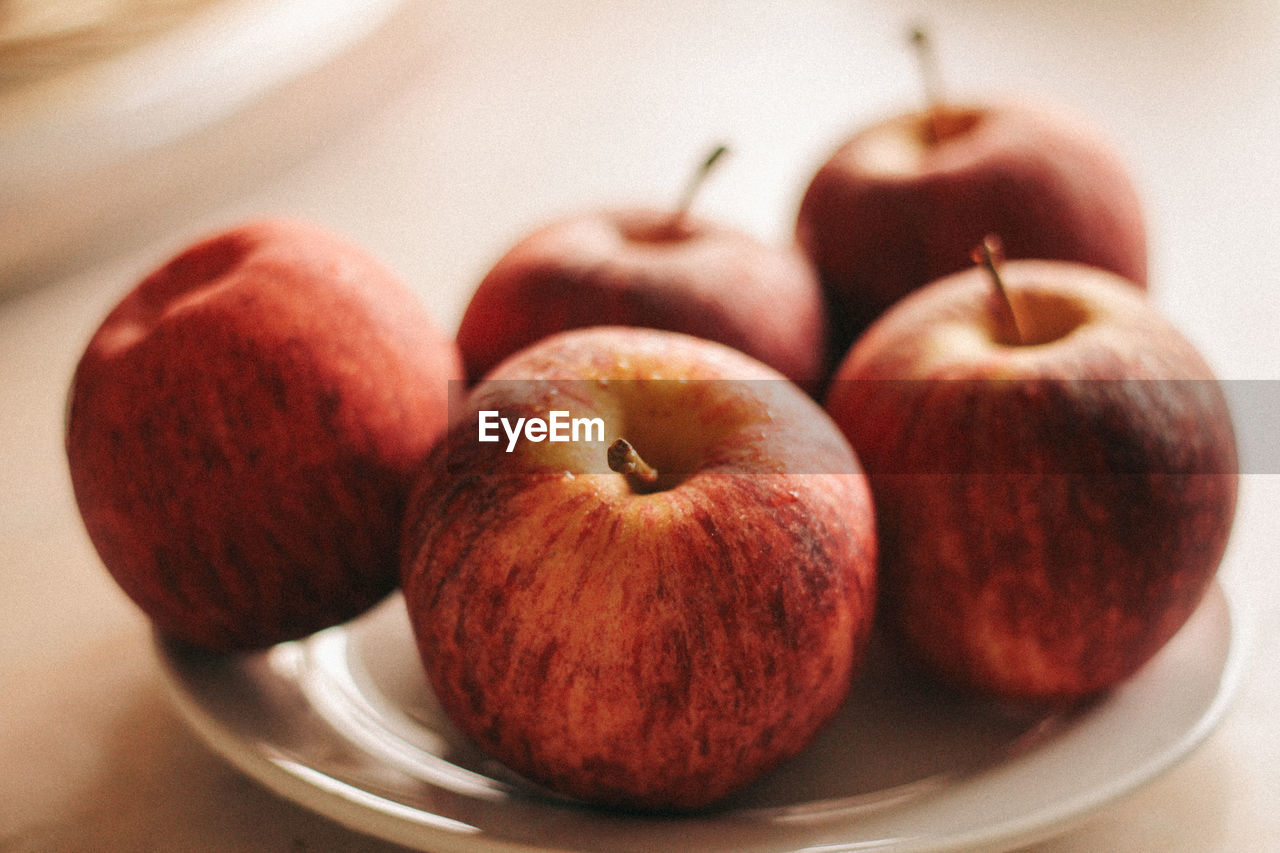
[4,0,1277,370]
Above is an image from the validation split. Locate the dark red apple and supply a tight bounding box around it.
[65,218,462,651]
[400,326,877,811]
[795,31,1147,353]
[823,247,1236,703]
[456,148,829,390]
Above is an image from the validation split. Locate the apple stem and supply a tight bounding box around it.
[972,235,1026,345]
[608,438,660,489]
[908,24,946,144]
[669,143,729,231]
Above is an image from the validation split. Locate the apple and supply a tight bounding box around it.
[399,326,877,811]
[823,241,1237,703]
[65,218,463,651]
[456,146,830,391]
[795,28,1147,354]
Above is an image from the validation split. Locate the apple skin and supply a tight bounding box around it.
[400,326,877,811]
[65,219,463,651]
[823,260,1236,703]
[455,207,830,391]
[795,101,1148,353]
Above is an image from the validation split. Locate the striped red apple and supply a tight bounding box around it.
[824,241,1236,702]
[457,147,830,391]
[796,29,1147,355]
[66,219,461,650]
[400,326,877,810]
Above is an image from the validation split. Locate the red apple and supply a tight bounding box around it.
[823,247,1236,703]
[65,219,462,651]
[795,34,1146,353]
[400,326,877,811]
[456,148,829,390]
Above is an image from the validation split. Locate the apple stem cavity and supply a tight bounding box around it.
[972,235,1026,345]
[608,438,661,491]
[908,24,946,144]
[669,143,730,232]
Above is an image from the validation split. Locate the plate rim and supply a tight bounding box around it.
[155,579,1245,853]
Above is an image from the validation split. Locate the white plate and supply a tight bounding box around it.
[156,580,1241,853]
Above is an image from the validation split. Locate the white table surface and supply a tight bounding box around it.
[2,1,1277,850]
